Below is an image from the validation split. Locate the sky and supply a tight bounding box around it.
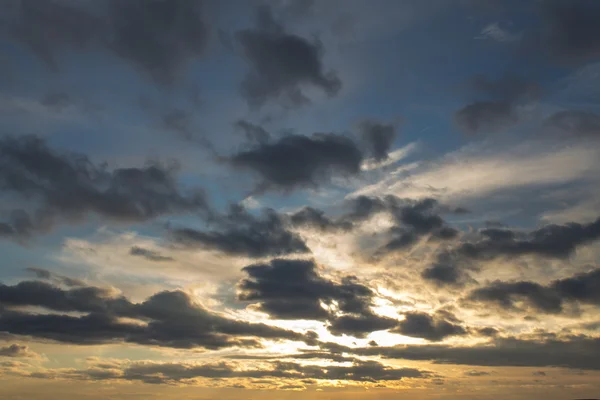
[1,0,600,399]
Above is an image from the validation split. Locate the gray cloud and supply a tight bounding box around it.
[379,198,458,254]
[0,280,304,348]
[347,335,600,371]
[2,0,103,70]
[455,101,517,135]
[466,268,600,313]
[40,92,72,112]
[343,196,388,222]
[25,267,86,287]
[171,204,309,257]
[229,133,363,191]
[3,0,209,84]
[236,5,341,107]
[544,110,600,137]
[0,344,37,358]
[454,75,538,135]
[458,217,600,260]
[290,206,353,232]
[328,314,399,338]
[539,0,600,66]
[39,358,430,384]
[129,246,174,262]
[0,135,207,240]
[359,120,397,161]
[467,74,540,103]
[108,0,208,85]
[421,263,466,287]
[161,108,194,140]
[421,251,476,287]
[235,120,271,145]
[390,311,468,342]
[238,259,389,337]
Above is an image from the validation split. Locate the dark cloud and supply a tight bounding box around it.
[109,0,208,85]
[238,259,372,320]
[468,281,563,313]
[0,344,36,358]
[3,0,103,69]
[455,101,517,135]
[347,335,600,371]
[421,263,465,287]
[328,314,399,338]
[229,133,363,191]
[235,120,271,145]
[162,108,193,140]
[0,210,36,241]
[171,204,308,257]
[458,217,600,260]
[455,75,538,135]
[467,74,540,103]
[236,5,341,107]
[466,268,600,313]
[49,358,430,384]
[3,0,209,84]
[238,259,389,337]
[539,0,600,66]
[129,246,174,262]
[421,251,476,287]
[379,198,458,254]
[156,108,213,148]
[0,280,304,349]
[26,267,51,280]
[25,267,85,287]
[290,206,353,232]
[390,311,468,342]
[343,196,388,223]
[40,92,72,112]
[545,110,600,137]
[286,196,460,255]
[0,135,207,240]
[225,350,357,363]
[359,120,397,161]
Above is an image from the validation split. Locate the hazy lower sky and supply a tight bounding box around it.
[1,1,600,399]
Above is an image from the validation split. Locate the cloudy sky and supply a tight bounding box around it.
[1,0,600,399]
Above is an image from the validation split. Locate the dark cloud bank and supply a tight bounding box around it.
[3,0,209,85]
[0,135,207,241]
[0,279,306,349]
